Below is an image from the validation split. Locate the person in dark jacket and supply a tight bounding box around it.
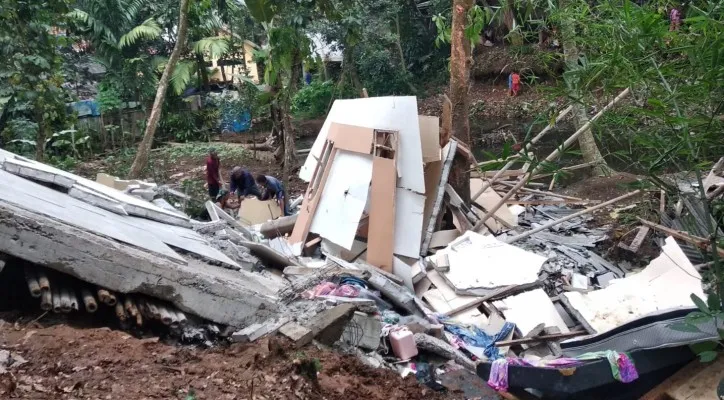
[256,174,290,216]
[229,166,262,200]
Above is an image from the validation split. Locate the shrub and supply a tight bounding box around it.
[291,81,335,119]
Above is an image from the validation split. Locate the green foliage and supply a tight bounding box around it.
[118,18,162,49]
[291,81,335,119]
[158,108,219,143]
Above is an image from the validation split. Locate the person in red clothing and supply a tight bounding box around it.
[508,72,521,96]
[205,148,223,199]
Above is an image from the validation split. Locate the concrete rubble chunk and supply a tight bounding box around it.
[413,333,476,371]
[304,303,356,346]
[342,311,382,350]
[279,322,314,348]
[231,317,289,343]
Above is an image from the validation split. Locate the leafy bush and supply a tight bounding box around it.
[291,81,335,119]
[355,47,411,96]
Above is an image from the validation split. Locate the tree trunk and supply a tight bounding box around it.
[34,104,47,162]
[196,53,210,91]
[560,10,612,177]
[448,0,473,202]
[281,48,302,191]
[128,0,191,179]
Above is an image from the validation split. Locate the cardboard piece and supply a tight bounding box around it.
[441,231,546,294]
[422,160,443,236]
[238,198,282,225]
[494,289,570,337]
[430,229,460,249]
[309,150,373,250]
[419,115,441,163]
[423,270,483,316]
[563,237,704,334]
[367,156,397,271]
[299,96,425,193]
[470,178,517,230]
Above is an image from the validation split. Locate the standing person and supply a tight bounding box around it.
[205,148,223,200]
[669,7,681,31]
[256,174,290,216]
[229,166,262,201]
[509,72,521,96]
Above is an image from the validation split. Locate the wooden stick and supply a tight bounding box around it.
[495,330,587,347]
[530,160,602,180]
[505,190,642,243]
[534,88,630,172]
[471,105,574,201]
[504,199,600,206]
[636,217,724,258]
[659,189,666,215]
[497,181,584,201]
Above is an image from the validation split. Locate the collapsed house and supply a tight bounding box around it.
[0,94,722,398]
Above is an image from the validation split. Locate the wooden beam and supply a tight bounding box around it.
[637,217,724,258]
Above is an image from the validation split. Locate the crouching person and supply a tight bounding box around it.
[256,174,290,216]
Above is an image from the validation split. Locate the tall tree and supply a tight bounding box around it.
[558,0,612,176]
[0,0,72,161]
[447,0,474,201]
[128,0,190,178]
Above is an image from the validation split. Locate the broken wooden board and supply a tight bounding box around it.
[422,270,483,317]
[493,289,570,337]
[470,178,516,230]
[429,229,460,249]
[367,156,397,272]
[420,140,457,256]
[0,193,280,327]
[421,159,443,242]
[418,115,441,163]
[327,122,375,153]
[238,198,282,225]
[299,96,425,193]
[309,150,373,250]
[563,237,704,334]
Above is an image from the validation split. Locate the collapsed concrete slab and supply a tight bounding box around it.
[0,199,280,328]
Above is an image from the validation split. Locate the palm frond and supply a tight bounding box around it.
[170,60,197,95]
[119,18,162,49]
[68,7,119,50]
[192,36,231,59]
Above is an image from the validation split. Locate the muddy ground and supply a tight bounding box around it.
[0,314,459,400]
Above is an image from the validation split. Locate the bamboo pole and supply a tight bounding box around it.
[533,88,630,174]
[40,290,52,311]
[497,181,584,201]
[505,190,642,243]
[637,217,724,258]
[471,105,574,202]
[24,268,41,298]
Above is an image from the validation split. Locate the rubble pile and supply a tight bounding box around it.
[0,94,722,399]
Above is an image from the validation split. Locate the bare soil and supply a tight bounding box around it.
[0,315,459,400]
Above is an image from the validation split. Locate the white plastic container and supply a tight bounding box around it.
[390,327,418,360]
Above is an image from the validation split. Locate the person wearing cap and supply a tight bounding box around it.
[256,174,290,216]
[229,166,262,200]
[205,148,223,199]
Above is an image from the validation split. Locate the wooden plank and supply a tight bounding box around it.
[420,140,457,256]
[327,122,374,154]
[290,142,336,244]
[419,115,441,163]
[367,157,397,272]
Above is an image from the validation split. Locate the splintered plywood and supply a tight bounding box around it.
[310,150,373,250]
[419,116,441,163]
[300,96,424,193]
[494,289,570,336]
[238,198,282,225]
[423,270,485,326]
[367,157,396,271]
[394,188,425,258]
[422,160,443,236]
[442,231,545,292]
[563,237,704,334]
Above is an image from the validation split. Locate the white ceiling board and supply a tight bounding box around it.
[299,96,425,193]
[563,237,704,334]
[494,288,570,336]
[310,150,373,250]
[393,188,425,258]
[442,231,545,292]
